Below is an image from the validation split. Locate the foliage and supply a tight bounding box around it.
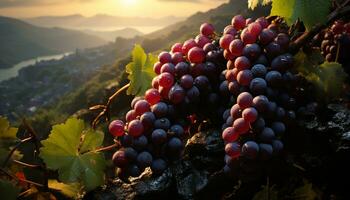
[40,118,106,191]
[0,179,20,200]
[292,181,321,200]
[248,0,272,10]
[48,180,81,199]
[0,116,21,164]
[295,50,346,100]
[253,184,279,200]
[270,0,331,30]
[126,45,157,96]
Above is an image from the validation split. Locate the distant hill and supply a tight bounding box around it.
[82,28,143,41]
[24,14,184,29]
[0,16,107,69]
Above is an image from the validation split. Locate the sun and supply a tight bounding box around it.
[121,0,137,6]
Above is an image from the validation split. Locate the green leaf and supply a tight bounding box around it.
[126,44,157,96]
[295,50,345,100]
[40,118,106,191]
[0,116,18,139]
[271,0,331,30]
[48,180,80,199]
[0,116,20,164]
[292,181,321,200]
[253,185,279,200]
[0,179,20,200]
[248,0,272,10]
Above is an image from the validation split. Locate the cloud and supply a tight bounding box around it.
[0,0,93,8]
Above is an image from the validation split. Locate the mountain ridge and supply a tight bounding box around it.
[0,16,107,69]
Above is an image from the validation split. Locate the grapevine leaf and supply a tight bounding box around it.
[0,116,20,164]
[271,0,331,30]
[292,181,321,200]
[40,118,106,191]
[0,179,20,200]
[0,116,18,139]
[248,0,260,10]
[48,180,80,199]
[252,185,279,200]
[248,0,272,9]
[295,50,345,100]
[126,44,157,96]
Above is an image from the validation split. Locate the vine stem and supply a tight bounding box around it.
[12,160,42,169]
[2,136,33,168]
[289,4,350,54]
[91,83,130,128]
[95,142,120,153]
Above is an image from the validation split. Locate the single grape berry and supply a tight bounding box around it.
[128,120,144,137]
[145,88,161,105]
[200,23,215,37]
[109,120,125,137]
[188,47,206,64]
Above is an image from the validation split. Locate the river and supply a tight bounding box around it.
[0,52,72,82]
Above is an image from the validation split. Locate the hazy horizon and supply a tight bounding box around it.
[0,0,228,18]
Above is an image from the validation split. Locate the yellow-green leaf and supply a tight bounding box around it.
[0,116,18,139]
[48,180,80,199]
[248,0,272,9]
[292,181,321,200]
[40,118,106,191]
[126,44,157,96]
[271,0,331,30]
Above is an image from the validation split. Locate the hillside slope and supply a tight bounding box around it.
[0,16,107,68]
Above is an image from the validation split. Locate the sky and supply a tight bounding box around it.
[0,0,228,18]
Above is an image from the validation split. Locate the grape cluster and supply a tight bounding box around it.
[219,15,297,172]
[315,20,350,65]
[110,23,229,178]
[109,15,298,179]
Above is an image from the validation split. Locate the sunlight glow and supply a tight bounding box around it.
[121,0,138,6]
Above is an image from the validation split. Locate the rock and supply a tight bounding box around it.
[171,161,209,200]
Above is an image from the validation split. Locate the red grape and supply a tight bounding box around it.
[171,43,183,53]
[222,127,239,143]
[248,22,262,36]
[182,39,197,55]
[241,28,257,44]
[234,56,251,71]
[224,25,237,36]
[128,119,144,137]
[225,142,241,158]
[232,15,246,30]
[220,34,234,50]
[200,23,215,37]
[237,92,253,109]
[109,120,125,137]
[195,35,211,48]
[158,52,172,64]
[134,100,150,116]
[153,62,162,74]
[145,88,161,105]
[158,72,174,88]
[171,52,184,64]
[188,47,206,64]
[229,39,244,56]
[242,107,258,123]
[233,118,250,135]
[126,110,137,122]
[237,70,253,86]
